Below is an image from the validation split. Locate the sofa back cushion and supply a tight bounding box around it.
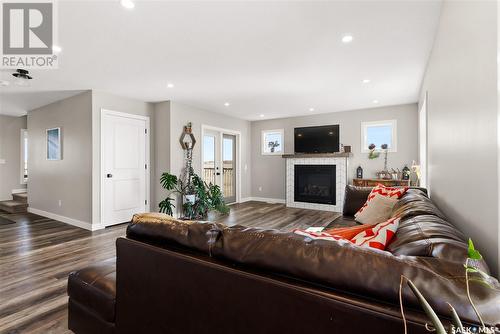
[126,214,223,254]
[211,225,500,326]
[124,212,500,325]
[342,185,372,216]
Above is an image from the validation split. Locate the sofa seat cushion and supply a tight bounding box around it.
[328,215,359,229]
[68,262,116,323]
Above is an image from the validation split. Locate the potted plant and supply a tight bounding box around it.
[268,140,280,153]
[159,171,229,220]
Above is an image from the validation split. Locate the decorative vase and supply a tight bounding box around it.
[207,210,220,222]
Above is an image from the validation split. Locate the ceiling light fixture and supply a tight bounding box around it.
[341,35,353,43]
[120,0,135,9]
[309,108,315,112]
[52,45,62,53]
[259,114,264,118]
[373,100,379,104]
[12,69,32,86]
[224,102,230,107]
[362,79,371,84]
[167,83,174,88]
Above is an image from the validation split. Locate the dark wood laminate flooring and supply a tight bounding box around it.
[0,202,340,333]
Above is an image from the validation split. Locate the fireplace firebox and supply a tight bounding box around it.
[294,165,336,205]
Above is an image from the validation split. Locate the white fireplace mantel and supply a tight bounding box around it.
[285,156,349,212]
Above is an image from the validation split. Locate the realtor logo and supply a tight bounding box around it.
[1,1,58,68]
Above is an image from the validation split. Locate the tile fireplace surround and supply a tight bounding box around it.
[283,154,350,212]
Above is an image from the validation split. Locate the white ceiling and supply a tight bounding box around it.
[0,0,442,119]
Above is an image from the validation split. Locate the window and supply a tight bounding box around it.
[20,129,28,183]
[261,129,284,155]
[361,120,397,153]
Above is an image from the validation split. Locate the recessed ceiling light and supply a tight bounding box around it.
[167,83,174,88]
[362,79,371,84]
[120,0,135,9]
[0,80,10,87]
[373,100,379,104]
[224,102,230,107]
[309,108,315,112]
[259,114,264,118]
[52,45,62,53]
[342,35,353,43]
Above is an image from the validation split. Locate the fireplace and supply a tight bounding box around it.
[294,165,336,205]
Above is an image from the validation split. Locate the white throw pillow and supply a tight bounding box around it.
[354,193,398,225]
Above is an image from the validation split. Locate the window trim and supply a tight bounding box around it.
[261,129,284,155]
[360,120,397,153]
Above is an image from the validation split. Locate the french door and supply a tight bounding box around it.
[202,129,237,203]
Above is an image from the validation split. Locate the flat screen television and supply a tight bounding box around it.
[294,125,340,153]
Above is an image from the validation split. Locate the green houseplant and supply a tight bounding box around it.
[399,239,498,334]
[158,170,229,220]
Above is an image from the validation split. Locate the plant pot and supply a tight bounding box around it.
[207,210,220,222]
[183,194,196,204]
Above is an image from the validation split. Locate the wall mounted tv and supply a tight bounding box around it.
[294,125,340,153]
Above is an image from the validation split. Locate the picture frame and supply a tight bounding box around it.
[261,129,284,155]
[46,127,62,160]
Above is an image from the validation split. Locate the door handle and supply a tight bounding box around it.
[216,172,221,175]
[106,174,113,178]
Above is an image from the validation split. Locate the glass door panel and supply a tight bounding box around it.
[222,134,236,203]
[203,134,217,185]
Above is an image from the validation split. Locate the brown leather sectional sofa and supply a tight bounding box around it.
[67,187,500,334]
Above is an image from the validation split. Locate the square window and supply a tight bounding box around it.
[262,129,284,155]
[361,120,397,152]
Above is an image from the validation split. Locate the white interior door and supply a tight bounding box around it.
[102,111,149,226]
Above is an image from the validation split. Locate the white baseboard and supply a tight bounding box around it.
[12,188,27,194]
[240,197,286,204]
[28,207,104,231]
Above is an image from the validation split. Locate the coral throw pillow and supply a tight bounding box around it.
[351,217,400,250]
[354,193,398,225]
[356,184,408,216]
[293,217,399,251]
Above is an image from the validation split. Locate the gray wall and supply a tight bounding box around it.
[419,0,499,276]
[169,102,252,214]
[28,91,93,223]
[0,115,27,200]
[91,91,155,226]
[153,101,171,209]
[251,104,418,200]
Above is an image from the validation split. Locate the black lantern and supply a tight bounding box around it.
[402,165,410,180]
[356,166,363,179]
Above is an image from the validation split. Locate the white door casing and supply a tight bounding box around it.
[101,109,150,226]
